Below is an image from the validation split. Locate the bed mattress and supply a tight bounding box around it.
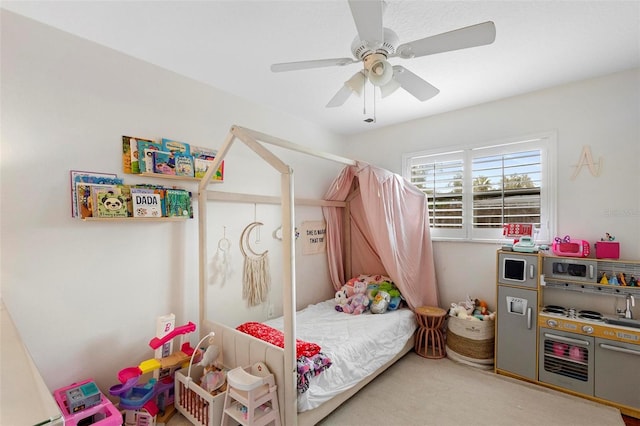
[264,299,417,412]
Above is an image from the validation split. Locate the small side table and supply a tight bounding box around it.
[414,306,447,359]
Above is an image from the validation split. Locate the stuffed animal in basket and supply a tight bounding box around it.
[342,281,370,315]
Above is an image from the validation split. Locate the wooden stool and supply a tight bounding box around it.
[414,306,447,359]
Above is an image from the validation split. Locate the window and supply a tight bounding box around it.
[403,132,556,242]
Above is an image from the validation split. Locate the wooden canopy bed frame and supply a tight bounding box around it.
[196,125,415,425]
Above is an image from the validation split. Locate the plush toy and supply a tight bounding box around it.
[378,281,402,310]
[342,281,370,315]
[334,288,349,312]
[371,290,391,314]
[343,283,356,298]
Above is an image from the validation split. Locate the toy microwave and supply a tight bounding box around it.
[552,236,590,258]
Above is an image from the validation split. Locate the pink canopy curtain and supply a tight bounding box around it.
[322,162,439,310]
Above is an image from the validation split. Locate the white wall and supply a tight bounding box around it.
[345,69,640,311]
[0,10,345,394]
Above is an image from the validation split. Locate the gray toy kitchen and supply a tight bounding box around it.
[494,235,639,420]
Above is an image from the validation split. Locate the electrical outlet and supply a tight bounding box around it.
[268,304,274,318]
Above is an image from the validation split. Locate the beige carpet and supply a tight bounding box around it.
[316,352,624,426]
[167,351,624,426]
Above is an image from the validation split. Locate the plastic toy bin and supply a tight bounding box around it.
[595,241,620,259]
[175,365,233,426]
[53,379,122,426]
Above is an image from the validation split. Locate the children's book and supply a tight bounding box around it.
[70,171,121,218]
[123,136,155,174]
[162,138,191,156]
[165,189,193,218]
[122,137,134,174]
[90,185,124,218]
[76,183,117,219]
[131,190,163,218]
[118,184,133,217]
[137,140,162,173]
[94,189,128,218]
[174,153,195,177]
[191,145,224,181]
[191,145,217,159]
[194,157,224,181]
[152,150,176,175]
[131,186,166,217]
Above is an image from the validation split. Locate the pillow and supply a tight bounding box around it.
[236,321,321,358]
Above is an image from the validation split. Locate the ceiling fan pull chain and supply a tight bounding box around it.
[362,79,367,115]
[373,87,377,123]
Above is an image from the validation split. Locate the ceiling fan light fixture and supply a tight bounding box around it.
[365,53,393,86]
[345,71,366,96]
[380,77,401,98]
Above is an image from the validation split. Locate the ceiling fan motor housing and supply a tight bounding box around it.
[350,27,400,60]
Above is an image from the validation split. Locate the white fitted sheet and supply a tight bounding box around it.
[265,299,417,412]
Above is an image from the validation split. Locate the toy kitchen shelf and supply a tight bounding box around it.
[542,255,640,297]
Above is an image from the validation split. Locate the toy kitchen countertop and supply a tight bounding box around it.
[538,307,640,344]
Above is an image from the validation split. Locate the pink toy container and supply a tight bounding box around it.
[53,379,122,426]
[594,241,620,259]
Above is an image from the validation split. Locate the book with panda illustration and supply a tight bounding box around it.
[70,170,122,218]
[76,182,122,219]
[94,189,128,218]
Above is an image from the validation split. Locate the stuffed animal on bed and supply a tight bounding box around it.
[334,288,349,312]
[371,290,391,314]
[342,281,370,315]
[367,280,403,312]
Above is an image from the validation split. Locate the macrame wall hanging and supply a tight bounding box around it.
[210,226,231,287]
[240,220,271,306]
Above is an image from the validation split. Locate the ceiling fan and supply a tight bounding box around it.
[270,0,496,108]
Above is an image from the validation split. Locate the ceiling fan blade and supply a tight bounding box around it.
[392,66,439,101]
[271,57,357,73]
[326,84,354,108]
[394,21,496,59]
[348,0,384,49]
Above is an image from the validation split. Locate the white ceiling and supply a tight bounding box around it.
[3,1,639,136]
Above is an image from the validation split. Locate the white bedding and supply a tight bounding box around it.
[264,299,417,412]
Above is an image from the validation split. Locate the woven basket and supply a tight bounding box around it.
[446,315,495,362]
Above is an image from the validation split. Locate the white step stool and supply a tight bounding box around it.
[222,362,281,426]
